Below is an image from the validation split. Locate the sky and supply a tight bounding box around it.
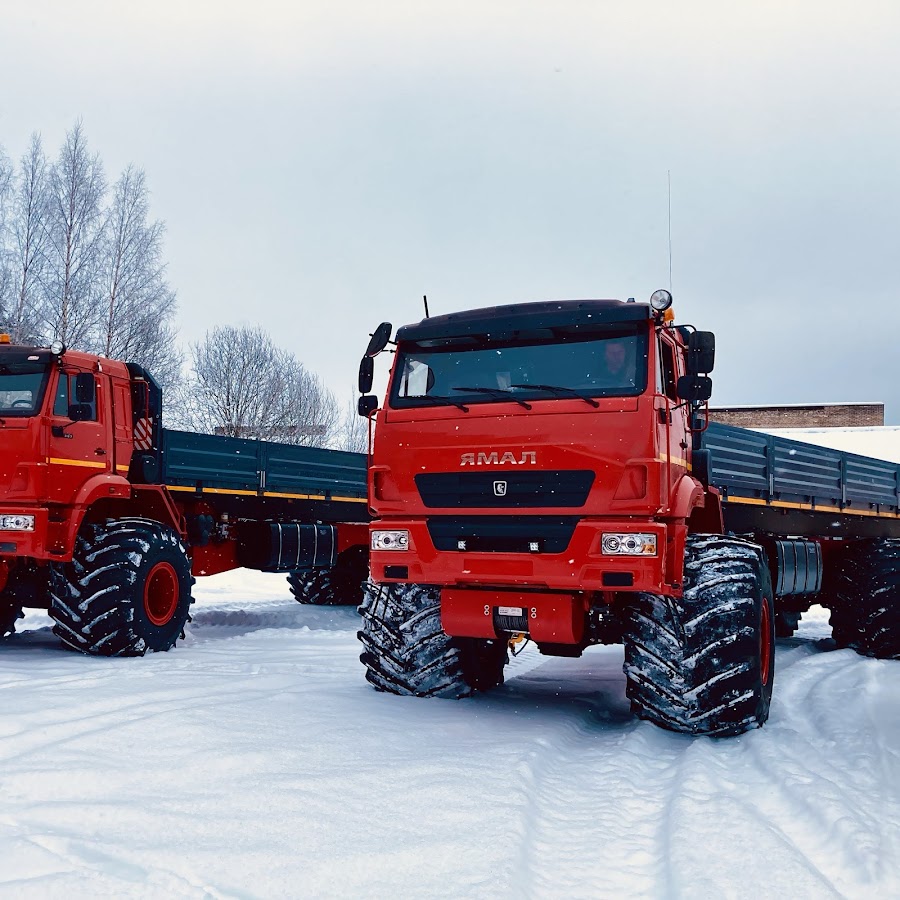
[1,1,899,420]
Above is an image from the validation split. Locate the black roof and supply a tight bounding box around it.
[0,346,54,365]
[396,299,650,343]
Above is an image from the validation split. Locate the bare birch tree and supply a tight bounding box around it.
[1,125,183,379]
[272,367,341,446]
[182,325,340,446]
[0,144,13,328]
[43,122,106,346]
[335,392,368,453]
[97,164,181,390]
[5,135,49,343]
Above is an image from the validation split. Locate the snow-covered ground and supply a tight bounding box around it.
[2,570,899,899]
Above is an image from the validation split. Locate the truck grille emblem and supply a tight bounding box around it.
[493,480,508,497]
[460,451,537,466]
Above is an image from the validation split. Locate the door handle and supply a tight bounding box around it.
[95,448,107,456]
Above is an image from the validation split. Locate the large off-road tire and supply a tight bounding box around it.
[287,547,368,606]
[49,518,194,657]
[357,582,507,697]
[623,534,775,737]
[0,603,24,637]
[828,538,900,659]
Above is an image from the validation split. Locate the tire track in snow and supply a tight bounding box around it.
[731,647,900,896]
[488,646,688,898]
[487,631,899,899]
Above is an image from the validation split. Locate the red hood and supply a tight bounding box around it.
[370,395,663,518]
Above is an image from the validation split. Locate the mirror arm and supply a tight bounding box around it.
[685,401,711,434]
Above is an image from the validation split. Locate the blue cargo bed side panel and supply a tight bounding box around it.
[263,444,367,497]
[701,422,900,512]
[162,430,262,492]
[161,430,366,498]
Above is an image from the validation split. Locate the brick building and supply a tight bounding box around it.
[709,402,884,429]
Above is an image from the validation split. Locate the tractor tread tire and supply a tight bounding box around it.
[357,582,507,698]
[829,538,900,659]
[49,518,194,657]
[288,548,368,606]
[623,534,775,737]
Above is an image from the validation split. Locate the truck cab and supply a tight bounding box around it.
[0,339,144,568]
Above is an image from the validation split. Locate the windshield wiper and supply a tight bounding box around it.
[409,394,470,412]
[511,383,600,408]
[451,386,532,410]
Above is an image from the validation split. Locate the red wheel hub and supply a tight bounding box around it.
[760,596,773,686]
[144,562,179,626]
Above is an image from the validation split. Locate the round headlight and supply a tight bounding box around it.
[649,289,673,312]
[50,340,65,355]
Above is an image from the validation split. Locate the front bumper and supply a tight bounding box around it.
[0,507,50,559]
[369,518,672,594]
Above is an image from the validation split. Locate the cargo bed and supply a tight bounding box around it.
[702,422,900,539]
[160,429,368,523]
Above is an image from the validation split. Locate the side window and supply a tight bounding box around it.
[52,374,98,421]
[399,358,434,397]
[52,374,69,417]
[660,340,678,401]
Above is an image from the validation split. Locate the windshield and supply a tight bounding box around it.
[391,325,649,409]
[0,361,51,417]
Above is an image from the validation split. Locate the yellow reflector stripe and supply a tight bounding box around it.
[48,457,107,469]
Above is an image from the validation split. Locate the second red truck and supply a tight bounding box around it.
[0,335,368,655]
[357,291,900,736]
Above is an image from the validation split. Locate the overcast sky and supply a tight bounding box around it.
[2,1,899,420]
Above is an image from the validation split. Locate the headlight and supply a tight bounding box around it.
[0,515,35,532]
[649,289,673,312]
[601,532,657,555]
[371,530,410,551]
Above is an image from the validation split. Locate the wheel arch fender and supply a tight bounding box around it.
[61,481,184,560]
[670,474,707,523]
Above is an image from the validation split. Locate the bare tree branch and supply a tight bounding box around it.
[334,391,368,453]
[0,143,14,329]
[43,121,106,346]
[181,325,340,446]
[97,164,181,392]
[4,134,50,343]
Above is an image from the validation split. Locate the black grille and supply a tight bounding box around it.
[415,470,594,508]
[426,516,579,553]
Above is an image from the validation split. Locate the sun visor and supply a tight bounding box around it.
[396,299,650,343]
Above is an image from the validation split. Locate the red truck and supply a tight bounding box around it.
[356,292,900,736]
[0,335,368,656]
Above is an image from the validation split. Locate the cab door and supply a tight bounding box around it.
[47,369,112,505]
[111,378,133,477]
[657,333,690,509]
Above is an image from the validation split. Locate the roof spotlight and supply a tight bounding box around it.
[650,289,673,312]
[50,340,66,356]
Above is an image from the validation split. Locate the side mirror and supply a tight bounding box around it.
[68,403,93,422]
[358,357,374,393]
[74,373,96,405]
[358,395,378,417]
[365,322,393,357]
[677,375,712,403]
[686,331,715,374]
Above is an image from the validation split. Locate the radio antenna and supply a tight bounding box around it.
[667,170,673,292]
[423,294,430,318]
